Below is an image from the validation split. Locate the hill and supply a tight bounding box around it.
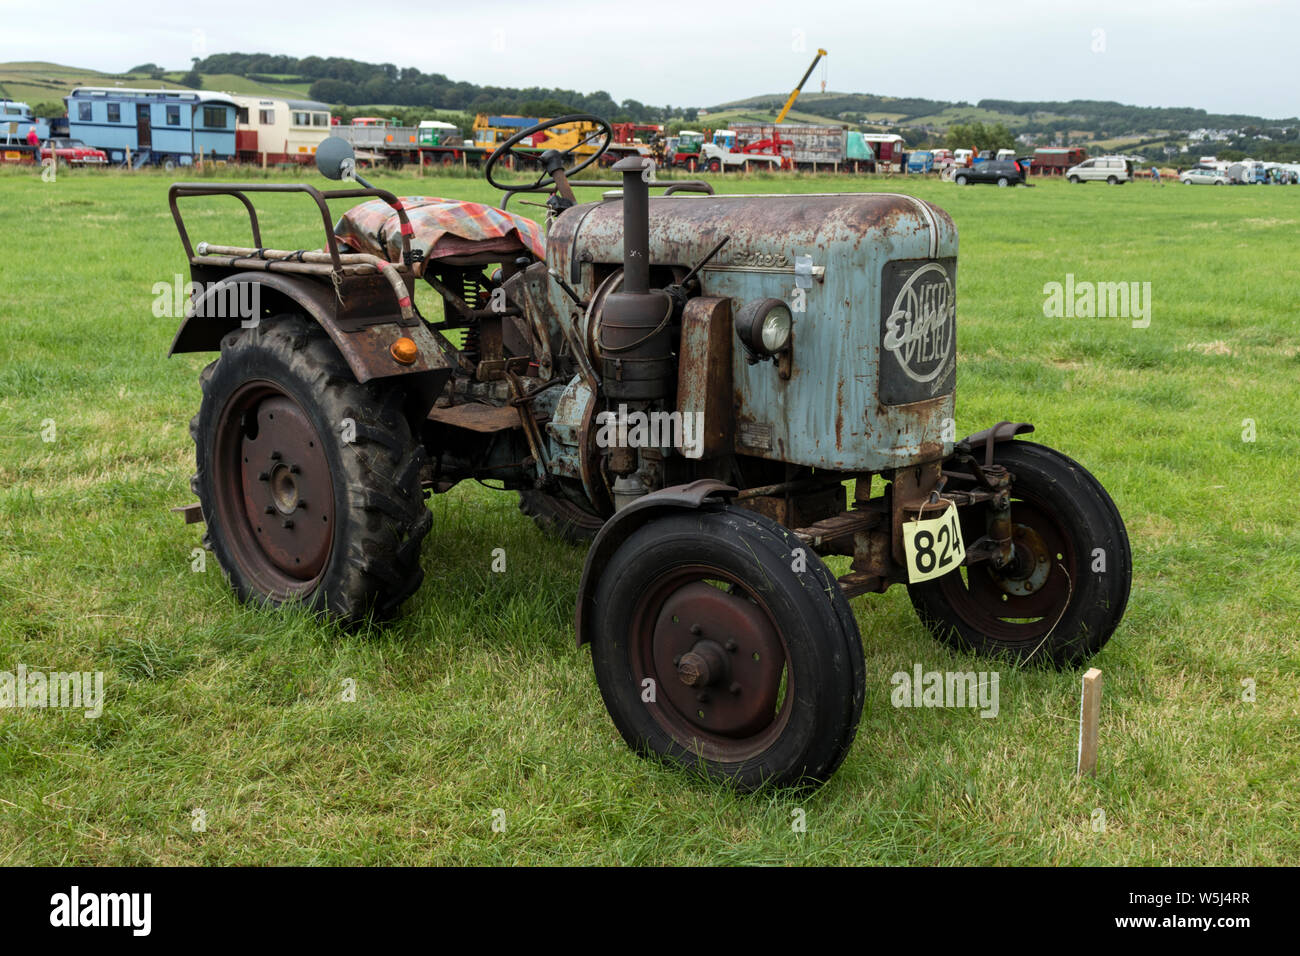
[5,57,1298,161]
[0,61,314,113]
[713,90,1300,159]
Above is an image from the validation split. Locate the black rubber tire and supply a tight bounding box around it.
[908,441,1131,667]
[1107,175,1118,185]
[997,177,1009,187]
[590,506,865,791]
[707,158,722,173]
[955,174,968,185]
[518,489,604,544]
[1069,175,1081,183]
[190,315,431,623]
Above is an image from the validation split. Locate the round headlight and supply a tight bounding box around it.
[760,308,792,352]
[735,298,794,357]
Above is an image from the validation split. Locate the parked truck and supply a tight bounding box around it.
[1031,147,1088,176]
[732,124,847,171]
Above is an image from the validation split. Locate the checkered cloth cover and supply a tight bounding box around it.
[334,196,545,266]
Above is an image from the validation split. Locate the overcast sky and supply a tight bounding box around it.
[2,0,1296,119]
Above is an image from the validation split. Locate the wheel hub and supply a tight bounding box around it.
[676,640,728,688]
[650,581,785,738]
[269,463,300,515]
[988,524,1052,596]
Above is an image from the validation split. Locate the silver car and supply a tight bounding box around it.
[1067,156,1134,184]
[1179,166,1230,185]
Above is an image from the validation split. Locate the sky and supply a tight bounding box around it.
[1,0,1296,119]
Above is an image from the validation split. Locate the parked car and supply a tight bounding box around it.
[952,158,1027,186]
[39,138,108,166]
[1066,156,1133,184]
[1180,166,1229,186]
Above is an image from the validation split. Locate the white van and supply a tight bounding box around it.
[1066,156,1133,184]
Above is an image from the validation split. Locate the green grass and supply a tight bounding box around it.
[1,164,1297,865]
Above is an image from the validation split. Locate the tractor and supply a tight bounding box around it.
[168,114,1131,791]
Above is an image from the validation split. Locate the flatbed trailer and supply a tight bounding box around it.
[334,125,490,169]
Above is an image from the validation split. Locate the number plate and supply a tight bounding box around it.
[902,503,966,584]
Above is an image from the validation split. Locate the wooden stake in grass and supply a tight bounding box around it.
[1077,667,1103,778]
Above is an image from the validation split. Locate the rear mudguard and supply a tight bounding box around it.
[574,479,737,648]
[168,271,451,392]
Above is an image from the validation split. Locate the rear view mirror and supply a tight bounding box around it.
[316,136,355,181]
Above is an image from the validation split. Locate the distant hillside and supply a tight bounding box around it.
[6,57,1298,161]
[0,61,312,114]
[713,90,1300,159]
[716,90,1298,132]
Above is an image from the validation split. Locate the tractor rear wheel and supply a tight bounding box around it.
[190,315,431,623]
[907,441,1130,666]
[590,506,865,791]
[518,488,604,544]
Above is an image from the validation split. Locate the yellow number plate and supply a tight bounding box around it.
[903,503,966,583]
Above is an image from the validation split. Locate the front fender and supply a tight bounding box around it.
[574,479,737,648]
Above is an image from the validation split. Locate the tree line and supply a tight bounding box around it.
[189,52,695,123]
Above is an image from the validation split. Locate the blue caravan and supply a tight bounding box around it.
[65,87,237,168]
[1,99,51,142]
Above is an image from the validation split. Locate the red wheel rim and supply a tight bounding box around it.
[213,381,335,598]
[629,565,792,763]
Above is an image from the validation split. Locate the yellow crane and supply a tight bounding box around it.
[775,48,827,125]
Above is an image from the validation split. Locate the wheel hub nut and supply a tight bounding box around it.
[676,640,728,688]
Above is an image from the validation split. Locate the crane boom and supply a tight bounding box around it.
[775,48,827,125]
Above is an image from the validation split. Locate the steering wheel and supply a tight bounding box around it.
[484,114,612,195]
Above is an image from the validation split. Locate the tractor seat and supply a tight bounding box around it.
[334,196,545,272]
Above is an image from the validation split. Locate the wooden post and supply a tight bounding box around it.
[418,149,423,178]
[1077,667,1103,777]
[199,146,204,171]
[261,150,266,170]
[125,146,132,170]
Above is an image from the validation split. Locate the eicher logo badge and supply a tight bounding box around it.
[879,258,957,405]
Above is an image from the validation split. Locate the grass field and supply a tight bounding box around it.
[1,163,1297,865]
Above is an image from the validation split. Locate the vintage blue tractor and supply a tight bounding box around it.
[168,115,1131,791]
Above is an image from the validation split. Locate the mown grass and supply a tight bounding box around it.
[0,163,1297,865]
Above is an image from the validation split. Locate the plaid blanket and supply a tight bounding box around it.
[334,196,545,268]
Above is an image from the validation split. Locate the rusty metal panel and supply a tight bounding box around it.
[556,193,958,472]
[426,402,520,433]
[675,296,733,458]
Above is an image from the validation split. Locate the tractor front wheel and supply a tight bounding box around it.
[190,315,431,623]
[590,507,865,791]
[907,441,1130,666]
